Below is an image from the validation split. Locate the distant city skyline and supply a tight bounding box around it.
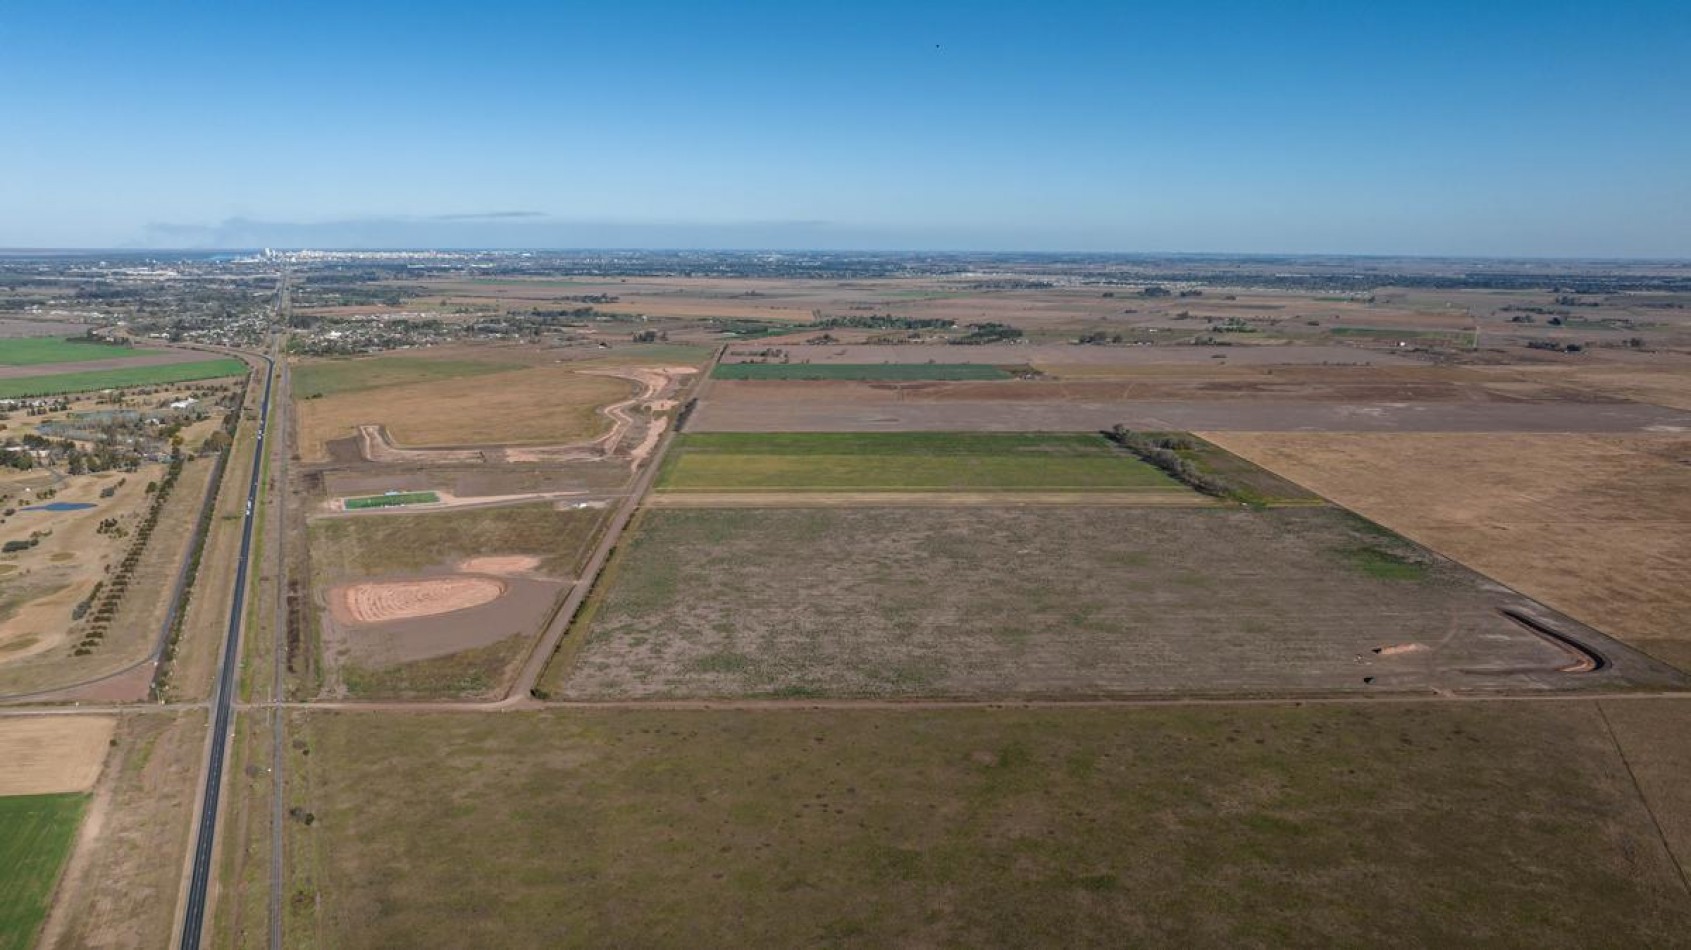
[2,0,1688,256]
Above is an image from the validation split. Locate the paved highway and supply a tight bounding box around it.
[178,347,275,950]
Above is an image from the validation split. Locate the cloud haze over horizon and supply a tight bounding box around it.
[2,1,1688,257]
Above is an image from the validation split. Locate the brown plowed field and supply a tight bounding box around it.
[0,715,115,794]
[690,382,1691,433]
[333,576,506,624]
[1202,432,1691,671]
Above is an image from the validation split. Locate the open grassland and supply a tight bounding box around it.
[0,793,87,950]
[552,506,1610,699]
[0,358,246,398]
[1202,432,1691,672]
[0,337,143,366]
[39,711,205,950]
[311,502,608,579]
[283,702,1691,949]
[714,362,1012,380]
[341,633,528,700]
[292,354,520,398]
[295,362,632,461]
[657,432,1189,493]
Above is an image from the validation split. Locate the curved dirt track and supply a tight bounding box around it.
[353,365,696,466]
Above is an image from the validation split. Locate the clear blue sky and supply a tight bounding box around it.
[3,0,1688,255]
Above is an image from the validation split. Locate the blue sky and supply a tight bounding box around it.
[2,0,1688,255]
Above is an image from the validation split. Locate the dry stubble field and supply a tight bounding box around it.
[551,506,1643,700]
[1203,432,1691,671]
[279,702,1691,949]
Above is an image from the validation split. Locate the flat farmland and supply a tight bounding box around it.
[656,432,1190,494]
[294,346,704,461]
[713,363,1013,381]
[1202,432,1691,671]
[0,357,246,398]
[0,794,87,950]
[0,337,160,366]
[281,702,1691,949]
[295,356,631,461]
[550,506,1662,699]
[689,379,1691,434]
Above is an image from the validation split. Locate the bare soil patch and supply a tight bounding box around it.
[332,576,507,624]
[0,716,115,795]
[322,572,561,670]
[458,555,542,575]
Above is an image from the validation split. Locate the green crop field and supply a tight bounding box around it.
[1329,326,1468,341]
[344,491,441,510]
[657,432,1187,492]
[712,362,1011,381]
[293,355,520,398]
[0,793,87,950]
[0,358,247,399]
[0,337,146,367]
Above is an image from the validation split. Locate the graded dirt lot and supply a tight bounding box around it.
[1202,432,1691,671]
[309,503,609,698]
[0,716,115,795]
[332,575,507,624]
[552,506,1671,699]
[281,703,1691,949]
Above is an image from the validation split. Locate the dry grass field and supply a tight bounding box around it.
[1203,433,1691,672]
[39,711,206,950]
[551,506,1651,700]
[0,716,114,795]
[296,364,633,461]
[279,702,1691,949]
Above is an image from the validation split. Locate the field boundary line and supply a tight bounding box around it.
[1595,701,1691,898]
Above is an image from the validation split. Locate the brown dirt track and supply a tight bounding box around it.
[1202,432,1691,672]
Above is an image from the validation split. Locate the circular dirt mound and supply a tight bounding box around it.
[337,576,506,624]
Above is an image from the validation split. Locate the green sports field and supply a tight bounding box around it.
[344,491,441,510]
[657,432,1188,492]
[0,358,247,399]
[0,793,87,950]
[0,337,143,367]
[712,362,1012,381]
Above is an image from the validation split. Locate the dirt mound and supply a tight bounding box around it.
[335,576,506,625]
[458,556,542,575]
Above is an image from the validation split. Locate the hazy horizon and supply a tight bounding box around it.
[3,1,1688,257]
